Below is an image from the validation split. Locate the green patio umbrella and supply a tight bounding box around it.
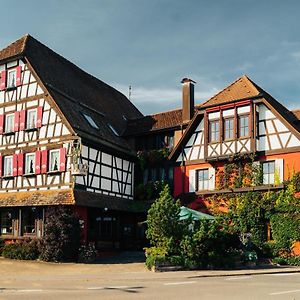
[179,206,215,221]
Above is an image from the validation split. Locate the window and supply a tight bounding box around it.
[26,109,37,130]
[262,161,275,185]
[3,156,13,177]
[239,115,249,137]
[209,120,219,142]
[21,207,36,235]
[108,123,119,136]
[7,69,16,89]
[49,149,60,172]
[196,169,209,190]
[5,114,14,133]
[224,118,234,140]
[25,153,35,175]
[0,209,14,235]
[83,113,99,130]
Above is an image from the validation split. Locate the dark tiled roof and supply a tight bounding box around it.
[0,35,143,155]
[124,108,186,136]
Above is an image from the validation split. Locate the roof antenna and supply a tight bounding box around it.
[128,85,132,100]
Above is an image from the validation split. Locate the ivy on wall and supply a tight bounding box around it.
[209,173,300,256]
[215,153,263,190]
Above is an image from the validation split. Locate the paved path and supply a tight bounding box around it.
[0,257,299,299]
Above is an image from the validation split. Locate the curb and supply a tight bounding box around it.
[188,268,300,278]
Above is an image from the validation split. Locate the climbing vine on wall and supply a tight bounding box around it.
[215,153,263,190]
[209,174,300,256]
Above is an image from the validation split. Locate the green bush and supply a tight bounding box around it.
[272,257,288,265]
[180,220,241,268]
[286,256,300,266]
[2,239,40,260]
[39,206,81,262]
[145,254,183,270]
[272,256,300,266]
[146,185,186,254]
[78,243,97,263]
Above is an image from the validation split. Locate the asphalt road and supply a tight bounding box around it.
[0,258,300,300]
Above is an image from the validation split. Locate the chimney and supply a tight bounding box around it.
[181,78,196,123]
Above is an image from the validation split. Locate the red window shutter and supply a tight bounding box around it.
[19,110,26,131]
[13,154,18,176]
[0,114,4,134]
[0,70,6,91]
[41,150,48,174]
[17,153,23,176]
[14,111,20,132]
[16,66,22,87]
[36,107,43,128]
[60,148,66,172]
[0,155,2,177]
[35,151,41,174]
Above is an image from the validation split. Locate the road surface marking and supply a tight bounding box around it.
[225,276,252,281]
[17,289,43,293]
[87,287,104,290]
[266,273,299,276]
[269,289,300,295]
[164,281,196,286]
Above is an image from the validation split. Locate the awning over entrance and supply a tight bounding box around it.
[74,190,153,213]
[179,206,215,221]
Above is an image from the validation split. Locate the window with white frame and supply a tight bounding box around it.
[196,169,209,190]
[26,109,37,130]
[209,120,219,142]
[7,69,16,89]
[5,114,14,133]
[25,153,35,175]
[239,115,249,137]
[262,161,275,185]
[49,149,60,172]
[224,118,234,140]
[3,156,13,177]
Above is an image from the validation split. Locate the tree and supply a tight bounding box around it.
[146,185,184,254]
[39,206,81,262]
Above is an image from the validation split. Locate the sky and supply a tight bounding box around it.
[1,0,300,115]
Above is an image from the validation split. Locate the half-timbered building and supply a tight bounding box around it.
[169,75,300,211]
[0,35,149,250]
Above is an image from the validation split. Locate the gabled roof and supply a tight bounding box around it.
[169,75,300,161]
[200,75,262,108]
[0,35,143,156]
[124,75,262,136]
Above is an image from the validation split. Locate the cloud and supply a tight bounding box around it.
[113,83,219,115]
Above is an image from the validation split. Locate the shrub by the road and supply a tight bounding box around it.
[39,206,81,262]
[2,239,40,260]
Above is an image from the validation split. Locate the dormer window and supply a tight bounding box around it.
[83,113,99,130]
[108,123,119,136]
[5,114,14,133]
[7,69,16,89]
[26,109,37,130]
